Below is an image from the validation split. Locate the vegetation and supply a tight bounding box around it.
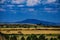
[21,36,25,40]
[26,36,31,40]
[0,34,60,40]
[0,24,60,40]
[30,34,38,40]
[10,35,17,40]
[57,35,60,40]
[39,34,46,40]
[0,24,60,28]
[50,38,57,40]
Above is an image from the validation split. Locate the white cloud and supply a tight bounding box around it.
[0,0,5,3]
[7,5,14,7]
[28,8,35,11]
[44,8,53,11]
[26,0,39,6]
[47,0,56,3]
[7,5,15,9]
[44,8,58,13]
[18,5,24,7]
[0,8,5,11]
[11,0,26,4]
[10,10,17,14]
[44,8,52,12]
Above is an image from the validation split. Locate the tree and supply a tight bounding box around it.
[57,35,60,40]
[31,34,38,40]
[50,38,53,40]
[53,38,57,40]
[4,35,9,40]
[34,26,37,29]
[26,36,31,40]
[38,34,46,40]
[10,35,17,40]
[50,38,57,40]
[0,32,7,40]
[45,38,48,40]
[21,36,25,40]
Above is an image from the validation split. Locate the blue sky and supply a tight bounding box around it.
[0,0,60,23]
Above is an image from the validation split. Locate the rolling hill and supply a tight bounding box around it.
[16,19,60,26]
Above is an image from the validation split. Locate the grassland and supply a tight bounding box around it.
[0,24,60,40]
[0,28,60,34]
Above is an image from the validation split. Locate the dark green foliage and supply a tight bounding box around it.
[26,36,31,40]
[31,34,38,40]
[50,38,57,40]
[10,35,17,40]
[38,34,46,40]
[53,38,57,40]
[21,36,25,40]
[34,26,37,28]
[45,38,48,40]
[4,35,9,40]
[57,35,60,40]
[50,38,53,40]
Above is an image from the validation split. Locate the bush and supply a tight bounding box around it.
[21,36,25,40]
[50,38,57,40]
[38,34,46,40]
[26,36,31,40]
[10,35,17,40]
[57,35,60,40]
[31,34,38,40]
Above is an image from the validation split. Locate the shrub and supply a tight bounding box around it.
[21,36,25,40]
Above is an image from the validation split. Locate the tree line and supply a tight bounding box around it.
[1,34,60,40]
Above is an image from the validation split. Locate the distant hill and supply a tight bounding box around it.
[16,19,60,26]
[0,19,60,26]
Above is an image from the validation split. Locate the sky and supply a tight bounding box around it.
[0,0,60,23]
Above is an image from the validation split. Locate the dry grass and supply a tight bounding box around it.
[0,28,60,34]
